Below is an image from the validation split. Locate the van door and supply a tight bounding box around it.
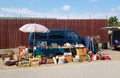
[48,31,66,46]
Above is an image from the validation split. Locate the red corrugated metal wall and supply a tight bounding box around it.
[0,17,108,49]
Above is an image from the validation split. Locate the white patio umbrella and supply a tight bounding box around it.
[19,23,50,33]
[19,23,50,52]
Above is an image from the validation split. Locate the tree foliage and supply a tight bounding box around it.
[108,16,119,26]
[116,22,120,26]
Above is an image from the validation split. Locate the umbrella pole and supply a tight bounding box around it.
[33,32,35,53]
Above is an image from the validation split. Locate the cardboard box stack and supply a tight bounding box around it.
[76,48,88,62]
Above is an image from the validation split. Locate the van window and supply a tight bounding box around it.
[48,31,65,39]
[33,33,47,39]
[66,31,78,39]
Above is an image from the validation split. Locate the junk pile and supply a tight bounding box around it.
[1,43,111,67]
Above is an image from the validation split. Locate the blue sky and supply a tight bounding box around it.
[0,0,120,20]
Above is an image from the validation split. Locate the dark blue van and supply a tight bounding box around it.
[28,30,85,49]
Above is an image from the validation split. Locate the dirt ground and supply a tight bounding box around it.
[102,49,120,60]
[0,49,120,78]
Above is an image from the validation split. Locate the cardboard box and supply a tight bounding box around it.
[29,58,41,62]
[30,61,39,66]
[2,54,14,61]
[76,48,87,56]
[46,58,54,64]
[65,55,73,63]
[18,61,31,67]
[80,55,87,61]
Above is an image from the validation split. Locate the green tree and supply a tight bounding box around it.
[116,22,120,26]
[108,16,118,26]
